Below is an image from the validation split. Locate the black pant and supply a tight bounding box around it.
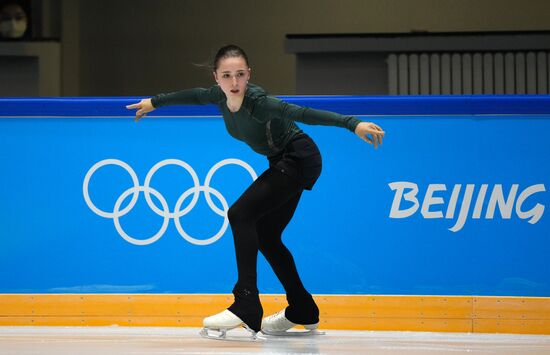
[227,133,322,331]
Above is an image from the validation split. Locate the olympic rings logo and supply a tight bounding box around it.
[83,158,257,246]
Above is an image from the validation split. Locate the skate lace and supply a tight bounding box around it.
[265,310,286,322]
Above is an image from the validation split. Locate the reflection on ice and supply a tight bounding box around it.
[0,326,549,354]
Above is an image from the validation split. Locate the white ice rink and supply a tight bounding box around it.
[0,326,549,354]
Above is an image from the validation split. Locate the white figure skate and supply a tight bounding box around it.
[199,309,261,341]
[261,310,325,336]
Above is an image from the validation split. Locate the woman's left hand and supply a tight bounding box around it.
[355,122,385,149]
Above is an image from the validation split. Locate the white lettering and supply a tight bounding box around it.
[486,184,518,219]
[449,184,474,232]
[388,182,419,218]
[422,184,446,218]
[388,182,545,232]
[516,184,546,224]
[472,184,488,219]
[445,184,461,219]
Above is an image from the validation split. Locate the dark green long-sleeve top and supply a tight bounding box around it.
[151,83,361,156]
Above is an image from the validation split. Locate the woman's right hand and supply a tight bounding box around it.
[355,121,385,149]
[126,98,155,122]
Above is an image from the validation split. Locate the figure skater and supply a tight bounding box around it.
[126,44,384,339]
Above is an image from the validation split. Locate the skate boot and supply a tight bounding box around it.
[200,287,264,341]
[261,309,325,336]
[200,309,260,341]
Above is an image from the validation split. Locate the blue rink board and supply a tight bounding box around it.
[0,96,549,296]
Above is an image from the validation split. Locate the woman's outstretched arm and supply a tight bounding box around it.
[251,95,385,149]
[126,86,224,122]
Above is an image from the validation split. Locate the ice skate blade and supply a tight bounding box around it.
[261,329,326,337]
[200,326,264,342]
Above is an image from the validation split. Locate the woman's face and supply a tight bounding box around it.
[213,56,251,99]
[0,4,28,38]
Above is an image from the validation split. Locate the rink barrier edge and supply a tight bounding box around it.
[0,294,548,335]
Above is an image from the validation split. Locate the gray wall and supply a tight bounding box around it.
[62,0,550,96]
